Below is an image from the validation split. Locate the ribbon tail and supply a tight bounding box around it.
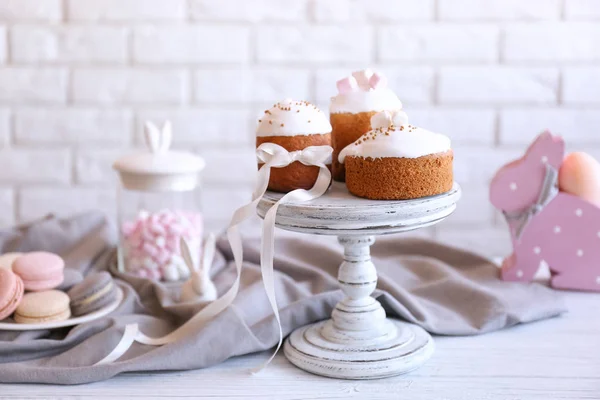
[508,163,559,242]
[252,201,284,373]
[539,163,559,207]
[513,214,530,241]
[252,163,331,373]
[95,324,140,365]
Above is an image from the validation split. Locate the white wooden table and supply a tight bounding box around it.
[1,291,598,400]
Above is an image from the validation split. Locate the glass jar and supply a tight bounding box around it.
[113,121,205,282]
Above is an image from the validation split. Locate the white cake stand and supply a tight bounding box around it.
[257,181,461,380]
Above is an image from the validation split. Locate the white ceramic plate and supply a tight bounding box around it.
[0,286,124,331]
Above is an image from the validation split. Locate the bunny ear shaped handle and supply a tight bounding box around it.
[144,121,172,154]
[144,122,161,153]
[159,121,173,153]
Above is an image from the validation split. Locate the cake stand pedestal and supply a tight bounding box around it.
[257,182,461,380]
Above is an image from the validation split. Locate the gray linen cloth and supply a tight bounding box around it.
[0,212,566,384]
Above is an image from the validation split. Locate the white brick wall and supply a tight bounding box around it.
[0,0,62,21]
[11,25,128,63]
[378,25,499,62]
[0,0,598,257]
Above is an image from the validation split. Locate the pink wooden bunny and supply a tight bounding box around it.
[490,131,600,291]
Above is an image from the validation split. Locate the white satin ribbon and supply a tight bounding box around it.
[503,163,558,240]
[96,143,332,367]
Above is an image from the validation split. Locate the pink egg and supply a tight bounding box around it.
[559,152,600,207]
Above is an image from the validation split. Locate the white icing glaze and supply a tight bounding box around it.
[338,125,451,163]
[330,89,403,114]
[256,99,332,137]
[330,70,402,114]
[371,110,409,130]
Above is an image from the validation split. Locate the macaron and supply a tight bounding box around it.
[0,269,24,320]
[67,271,118,317]
[12,252,65,292]
[14,290,71,324]
[0,252,22,270]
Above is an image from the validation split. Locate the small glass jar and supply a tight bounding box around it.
[112,122,205,282]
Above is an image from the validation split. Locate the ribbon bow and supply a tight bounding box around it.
[257,142,332,168]
[97,143,333,370]
[503,163,559,240]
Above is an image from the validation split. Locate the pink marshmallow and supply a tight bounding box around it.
[121,221,136,237]
[149,222,167,236]
[168,224,184,235]
[142,242,159,258]
[123,209,203,281]
[351,69,373,89]
[141,229,155,242]
[336,76,358,95]
[369,73,387,90]
[155,248,172,265]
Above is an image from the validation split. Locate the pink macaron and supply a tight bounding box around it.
[0,268,24,320]
[12,252,65,292]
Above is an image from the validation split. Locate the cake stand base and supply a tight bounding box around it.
[258,182,460,380]
[284,319,434,380]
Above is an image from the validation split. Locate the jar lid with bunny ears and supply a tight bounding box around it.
[113,121,205,192]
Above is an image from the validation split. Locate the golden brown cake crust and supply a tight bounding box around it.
[344,151,454,200]
[330,111,377,182]
[256,133,331,193]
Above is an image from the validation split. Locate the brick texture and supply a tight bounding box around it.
[256,26,372,63]
[133,26,249,64]
[0,26,6,63]
[379,25,499,62]
[438,0,560,20]
[500,109,600,144]
[0,0,597,257]
[565,0,600,19]
[11,26,128,63]
[504,23,600,61]
[0,68,67,103]
[15,108,132,145]
[72,69,188,104]
[563,68,600,104]
[0,0,62,21]
[195,68,311,104]
[190,0,309,22]
[312,0,433,22]
[439,67,558,104]
[0,108,9,145]
[0,149,70,183]
[67,0,185,21]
